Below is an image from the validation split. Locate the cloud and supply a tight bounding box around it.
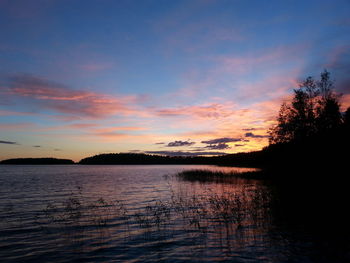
[156,103,236,119]
[0,140,18,145]
[242,128,258,131]
[0,110,38,116]
[145,151,227,157]
[166,140,195,147]
[201,137,242,144]
[68,123,99,129]
[216,45,307,77]
[245,132,270,139]
[341,94,350,110]
[4,74,141,119]
[93,126,147,133]
[204,143,231,150]
[155,142,165,145]
[89,126,149,140]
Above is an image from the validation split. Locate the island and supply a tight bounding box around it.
[0,158,75,165]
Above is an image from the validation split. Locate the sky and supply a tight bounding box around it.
[1,0,350,161]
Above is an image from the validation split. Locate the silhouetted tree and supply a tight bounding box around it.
[316,70,342,131]
[269,70,342,144]
[268,102,293,144]
[344,107,350,127]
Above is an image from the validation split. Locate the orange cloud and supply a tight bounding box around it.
[341,94,350,111]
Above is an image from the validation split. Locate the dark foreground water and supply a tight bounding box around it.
[0,165,349,262]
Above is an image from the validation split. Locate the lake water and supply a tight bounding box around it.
[0,165,349,262]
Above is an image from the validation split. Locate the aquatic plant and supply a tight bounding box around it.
[176,169,264,183]
[37,181,272,249]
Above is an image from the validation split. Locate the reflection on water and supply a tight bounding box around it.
[0,165,349,262]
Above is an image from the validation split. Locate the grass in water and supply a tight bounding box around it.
[176,169,266,183]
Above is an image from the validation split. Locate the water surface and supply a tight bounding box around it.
[0,165,348,262]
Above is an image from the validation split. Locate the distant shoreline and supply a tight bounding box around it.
[0,153,262,167]
[0,158,75,165]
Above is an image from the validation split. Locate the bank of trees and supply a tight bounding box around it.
[269,70,349,144]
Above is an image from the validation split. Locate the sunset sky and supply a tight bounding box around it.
[1,0,350,161]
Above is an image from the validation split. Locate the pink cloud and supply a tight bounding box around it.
[170,45,307,105]
[88,132,157,142]
[93,126,147,133]
[67,123,99,129]
[156,103,236,119]
[6,74,142,119]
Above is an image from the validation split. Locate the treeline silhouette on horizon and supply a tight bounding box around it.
[78,152,265,166]
[0,151,269,166]
[0,158,74,165]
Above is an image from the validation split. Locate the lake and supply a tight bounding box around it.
[0,165,349,262]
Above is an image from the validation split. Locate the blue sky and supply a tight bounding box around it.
[1,0,349,161]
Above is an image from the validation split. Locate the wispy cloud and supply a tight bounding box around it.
[0,110,38,116]
[245,132,270,139]
[0,140,18,145]
[145,151,227,157]
[156,103,236,119]
[242,128,258,131]
[4,74,142,119]
[204,143,231,150]
[166,140,195,147]
[215,45,307,76]
[201,137,242,144]
[341,94,350,110]
[67,123,99,129]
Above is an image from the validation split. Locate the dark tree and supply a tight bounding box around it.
[269,70,342,144]
[315,71,342,131]
[344,107,350,127]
